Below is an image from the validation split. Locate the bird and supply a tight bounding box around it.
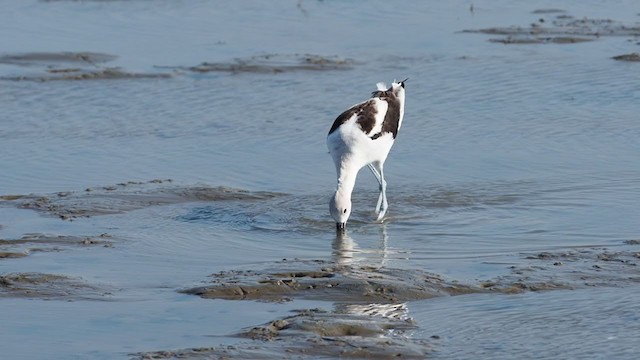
[327,79,407,232]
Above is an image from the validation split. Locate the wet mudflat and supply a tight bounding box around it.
[0,272,112,300]
[0,232,113,259]
[3,184,640,359]
[2,1,640,359]
[1,180,280,220]
[0,51,172,81]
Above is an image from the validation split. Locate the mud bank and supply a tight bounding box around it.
[182,243,640,304]
[463,12,640,46]
[0,51,356,81]
[136,306,430,360]
[0,233,113,260]
[158,53,355,74]
[0,272,111,300]
[139,243,640,359]
[0,51,116,66]
[0,51,171,81]
[485,246,640,292]
[2,68,173,82]
[612,53,640,62]
[181,259,480,303]
[0,180,282,220]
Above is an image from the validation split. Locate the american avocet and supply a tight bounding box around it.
[327,79,407,231]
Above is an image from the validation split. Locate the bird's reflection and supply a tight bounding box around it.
[331,231,358,267]
[331,224,390,269]
[331,225,411,335]
[335,302,411,322]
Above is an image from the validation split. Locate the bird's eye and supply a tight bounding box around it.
[343,209,347,214]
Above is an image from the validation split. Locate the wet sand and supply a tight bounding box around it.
[0,233,113,259]
[0,51,172,81]
[1,180,281,220]
[0,272,111,300]
[464,11,640,48]
[0,51,355,81]
[180,259,479,303]
[174,54,355,74]
[137,308,430,359]
[612,53,640,61]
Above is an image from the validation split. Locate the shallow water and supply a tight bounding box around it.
[1,0,640,359]
[414,287,640,359]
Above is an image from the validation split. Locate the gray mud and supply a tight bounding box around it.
[0,252,27,259]
[0,51,170,81]
[2,67,172,82]
[489,36,594,44]
[4,182,639,359]
[1,180,282,220]
[0,272,111,300]
[144,243,640,359]
[136,304,430,360]
[464,14,640,45]
[0,233,113,259]
[182,244,640,304]
[160,53,355,74]
[1,51,354,81]
[0,51,117,66]
[136,307,430,360]
[181,259,479,303]
[484,247,640,292]
[531,9,567,14]
[612,52,640,61]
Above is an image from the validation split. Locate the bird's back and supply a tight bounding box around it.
[327,97,397,169]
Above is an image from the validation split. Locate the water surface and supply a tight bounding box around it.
[1,0,639,359]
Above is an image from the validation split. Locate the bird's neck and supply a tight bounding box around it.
[335,164,358,198]
[397,93,405,130]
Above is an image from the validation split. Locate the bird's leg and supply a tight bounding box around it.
[368,163,384,214]
[370,162,388,221]
[376,166,388,221]
[367,163,382,185]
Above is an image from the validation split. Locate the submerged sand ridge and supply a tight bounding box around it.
[1,180,283,220]
[0,51,171,81]
[0,272,112,300]
[0,51,117,66]
[0,52,356,81]
[181,245,640,303]
[178,53,355,74]
[0,233,114,260]
[137,307,431,359]
[140,240,640,359]
[180,258,480,303]
[464,12,640,48]
[489,247,640,291]
[0,233,118,300]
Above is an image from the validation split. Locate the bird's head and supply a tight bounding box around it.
[390,78,408,99]
[330,191,351,233]
[374,78,407,101]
